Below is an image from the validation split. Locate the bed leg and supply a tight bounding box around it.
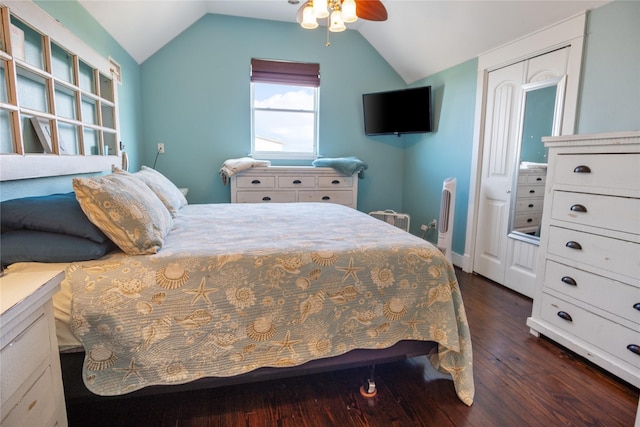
[359,365,377,397]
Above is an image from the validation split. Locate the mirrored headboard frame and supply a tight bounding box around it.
[0,1,121,181]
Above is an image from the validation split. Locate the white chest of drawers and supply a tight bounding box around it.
[527,131,640,389]
[230,166,358,209]
[514,168,547,234]
[1,267,68,427]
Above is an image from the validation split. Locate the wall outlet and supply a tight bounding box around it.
[157,143,165,154]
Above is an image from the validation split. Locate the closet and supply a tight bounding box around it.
[466,13,586,297]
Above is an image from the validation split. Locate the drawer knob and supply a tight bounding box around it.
[561,276,577,286]
[262,196,271,201]
[557,311,573,322]
[331,180,340,185]
[251,179,261,185]
[570,204,587,213]
[322,196,331,200]
[573,165,591,174]
[627,344,640,356]
[535,177,542,181]
[633,302,640,311]
[292,179,302,184]
[528,203,534,208]
[565,241,582,250]
[526,218,533,223]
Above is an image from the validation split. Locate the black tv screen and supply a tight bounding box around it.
[362,86,432,135]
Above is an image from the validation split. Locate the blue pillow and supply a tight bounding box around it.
[0,230,116,267]
[0,193,110,243]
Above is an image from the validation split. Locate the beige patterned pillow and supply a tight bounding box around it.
[124,166,187,217]
[73,173,173,255]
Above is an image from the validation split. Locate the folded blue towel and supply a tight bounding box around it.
[312,156,368,178]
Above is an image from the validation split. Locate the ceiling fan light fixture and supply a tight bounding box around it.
[342,0,358,23]
[301,4,319,29]
[313,0,330,19]
[329,9,346,32]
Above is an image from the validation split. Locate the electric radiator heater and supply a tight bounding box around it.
[369,210,410,232]
[437,177,456,264]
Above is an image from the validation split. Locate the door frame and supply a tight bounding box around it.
[460,12,587,273]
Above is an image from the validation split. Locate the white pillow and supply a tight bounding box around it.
[73,173,173,255]
[127,166,187,217]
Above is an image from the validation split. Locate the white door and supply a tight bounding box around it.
[473,48,570,295]
[473,61,525,285]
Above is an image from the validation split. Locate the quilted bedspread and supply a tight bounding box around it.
[66,203,474,405]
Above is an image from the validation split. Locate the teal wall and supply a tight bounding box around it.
[577,0,640,133]
[1,1,638,262]
[401,59,478,252]
[139,14,406,211]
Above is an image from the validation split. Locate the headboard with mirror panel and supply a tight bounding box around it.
[0,1,121,182]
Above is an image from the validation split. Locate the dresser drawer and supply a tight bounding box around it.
[235,191,296,203]
[234,176,276,188]
[544,260,640,324]
[317,176,353,188]
[554,153,640,192]
[298,190,354,206]
[523,173,546,185]
[547,226,640,280]
[277,176,316,188]
[1,366,56,427]
[550,191,640,235]
[540,293,640,369]
[517,184,544,199]
[514,212,542,229]
[515,197,544,214]
[1,314,50,406]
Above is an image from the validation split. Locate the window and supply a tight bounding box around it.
[250,59,319,160]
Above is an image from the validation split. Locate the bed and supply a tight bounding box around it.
[0,168,474,406]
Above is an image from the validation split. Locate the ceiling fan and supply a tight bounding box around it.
[296,0,388,33]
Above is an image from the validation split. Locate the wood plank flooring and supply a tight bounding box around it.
[66,269,639,426]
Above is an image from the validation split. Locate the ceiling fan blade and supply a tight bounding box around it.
[355,0,388,21]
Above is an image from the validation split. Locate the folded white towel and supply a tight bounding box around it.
[220,157,271,185]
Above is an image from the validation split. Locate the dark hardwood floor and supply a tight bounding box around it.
[66,269,639,426]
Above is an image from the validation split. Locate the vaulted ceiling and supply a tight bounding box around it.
[78,0,609,83]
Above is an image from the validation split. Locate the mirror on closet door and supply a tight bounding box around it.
[508,75,566,244]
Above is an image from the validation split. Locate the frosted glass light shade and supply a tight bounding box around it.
[313,0,329,18]
[342,0,358,23]
[329,10,346,32]
[301,5,319,29]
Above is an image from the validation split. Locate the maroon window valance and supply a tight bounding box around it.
[251,58,320,87]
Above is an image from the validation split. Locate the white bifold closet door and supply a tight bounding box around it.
[473,48,569,297]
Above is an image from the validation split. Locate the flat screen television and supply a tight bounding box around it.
[362,86,432,136]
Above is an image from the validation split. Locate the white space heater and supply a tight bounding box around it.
[369,210,410,232]
[437,177,456,264]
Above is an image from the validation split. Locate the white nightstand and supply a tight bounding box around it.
[1,267,68,427]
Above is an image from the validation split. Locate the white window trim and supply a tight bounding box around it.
[249,81,319,161]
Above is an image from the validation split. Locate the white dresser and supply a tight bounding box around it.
[527,131,640,389]
[230,166,358,209]
[513,168,546,234]
[1,267,68,427]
